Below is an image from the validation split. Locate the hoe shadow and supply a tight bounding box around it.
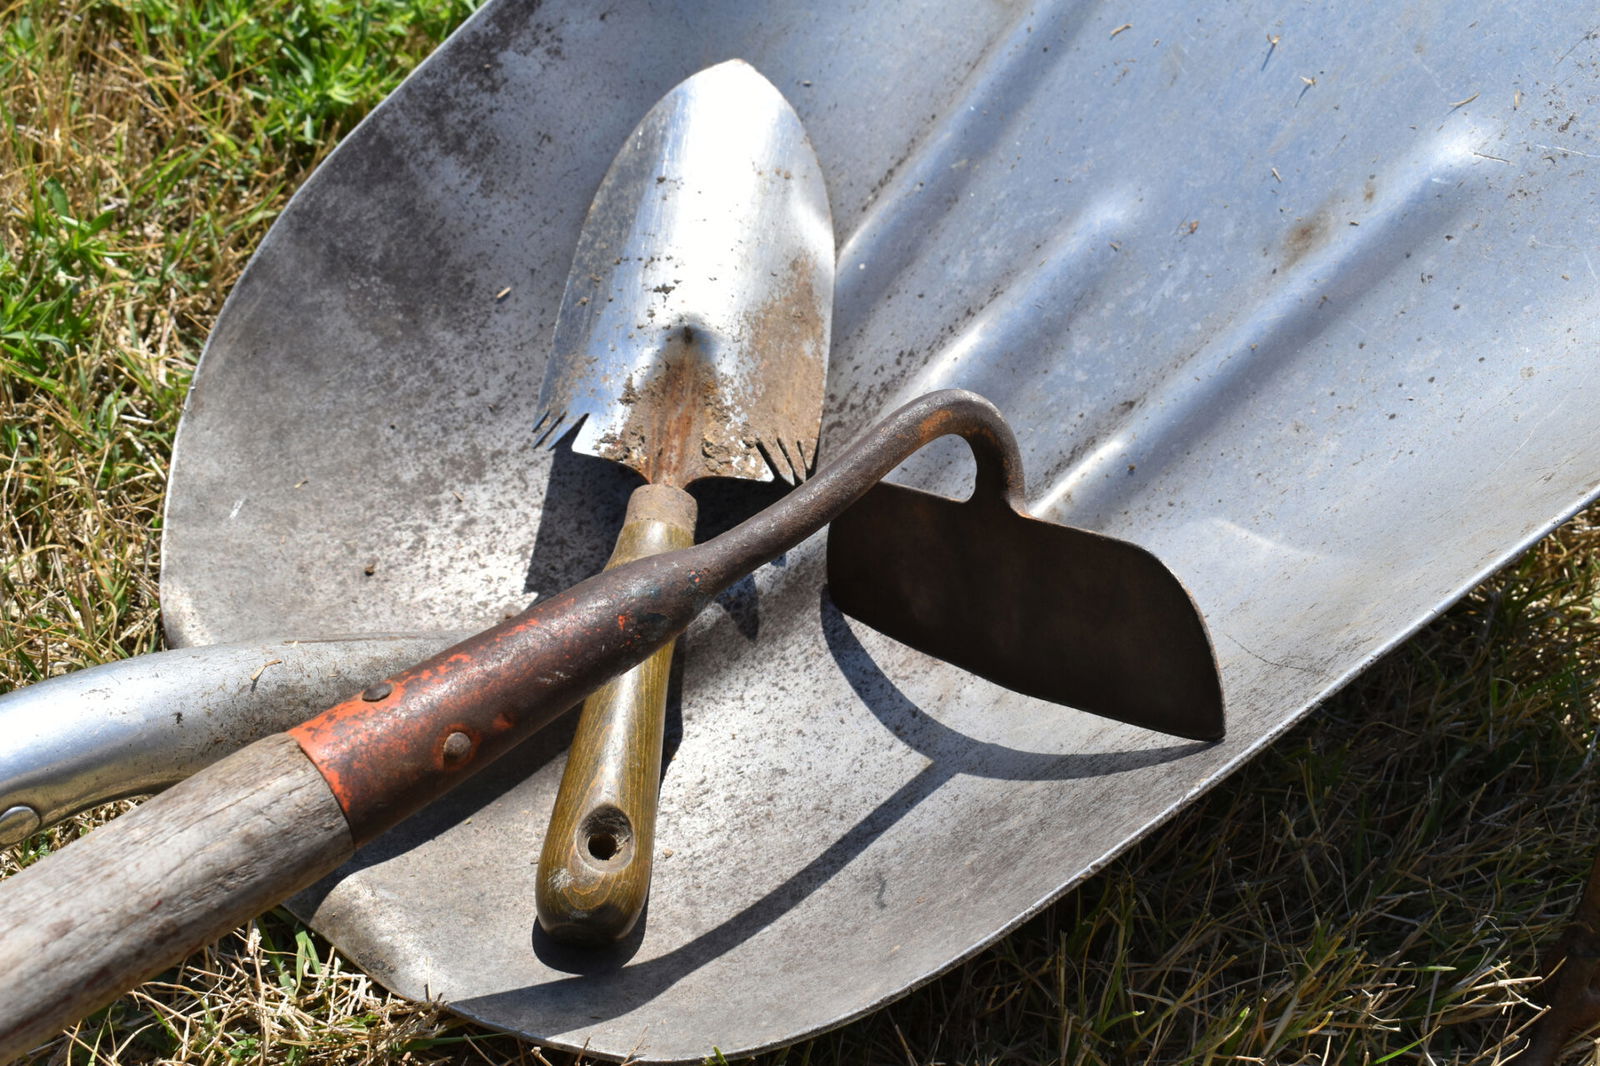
[522,435,793,602]
[461,589,1209,1022]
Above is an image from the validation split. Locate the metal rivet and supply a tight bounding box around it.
[0,804,42,846]
[442,731,473,765]
[361,681,394,702]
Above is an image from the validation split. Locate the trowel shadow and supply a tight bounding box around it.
[458,589,1209,1024]
[522,442,639,598]
[521,443,795,769]
[521,439,794,605]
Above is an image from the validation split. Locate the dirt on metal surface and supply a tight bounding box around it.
[739,254,829,479]
[593,329,746,487]
[155,1,1600,1059]
[592,254,828,487]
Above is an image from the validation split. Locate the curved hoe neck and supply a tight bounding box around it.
[690,389,1024,592]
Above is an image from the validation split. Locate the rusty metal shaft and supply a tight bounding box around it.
[290,389,1022,844]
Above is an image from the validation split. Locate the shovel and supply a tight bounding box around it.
[14,0,1600,1058]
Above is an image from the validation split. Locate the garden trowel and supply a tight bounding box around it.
[530,59,833,943]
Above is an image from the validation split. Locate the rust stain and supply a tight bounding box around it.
[742,254,827,479]
[593,254,826,487]
[1282,213,1330,270]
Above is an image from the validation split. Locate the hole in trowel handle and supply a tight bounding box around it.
[579,805,633,865]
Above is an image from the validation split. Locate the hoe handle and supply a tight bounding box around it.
[0,391,1080,1054]
[0,734,354,1063]
[536,484,697,943]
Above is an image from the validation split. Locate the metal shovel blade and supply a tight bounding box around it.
[535,58,831,486]
[139,1,1600,1062]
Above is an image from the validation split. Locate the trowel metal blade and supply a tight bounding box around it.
[534,59,833,486]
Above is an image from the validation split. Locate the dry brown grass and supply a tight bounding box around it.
[5,3,1600,1063]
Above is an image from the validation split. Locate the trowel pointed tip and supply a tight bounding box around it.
[673,59,802,122]
[703,57,760,76]
[692,57,776,92]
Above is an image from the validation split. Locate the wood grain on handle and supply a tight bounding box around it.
[0,734,353,1063]
[536,483,696,943]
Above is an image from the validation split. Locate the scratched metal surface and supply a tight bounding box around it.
[161,1,1600,1061]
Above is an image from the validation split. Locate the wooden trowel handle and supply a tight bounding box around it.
[0,734,354,1061]
[535,483,696,943]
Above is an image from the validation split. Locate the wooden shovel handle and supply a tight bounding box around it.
[0,734,354,1062]
[535,483,696,943]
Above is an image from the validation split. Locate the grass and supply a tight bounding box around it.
[0,0,476,682]
[3,1,1600,1062]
